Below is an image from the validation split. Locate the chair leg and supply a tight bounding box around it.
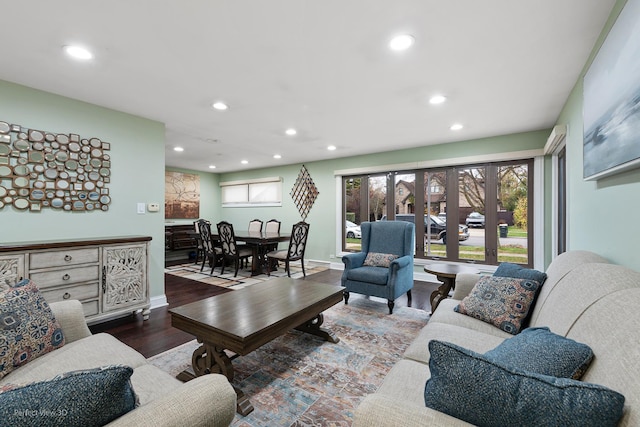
[343,291,350,305]
[285,260,290,277]
[301,259,306,278]
[407,290,412,307]
[387,300,394,315]
[200,255,206,272]
[267,257,271,276]
[234,258,239,277]
[220,258,225,275]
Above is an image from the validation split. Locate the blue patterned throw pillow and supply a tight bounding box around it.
[454,275,541,334]
[363,252,399,268]
[0,365,138,427]
[424,340,625,427]
[485,327,594,379]
[0,279,65,379]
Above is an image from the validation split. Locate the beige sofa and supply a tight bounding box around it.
[0,299,237,427]
[354,250,640,426]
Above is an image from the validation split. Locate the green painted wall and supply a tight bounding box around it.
[218,130,548,264]
[0,80,167,299]
[556,0,640,270]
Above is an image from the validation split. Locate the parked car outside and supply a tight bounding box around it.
[465,212,485,228]
[346,220,362,239]
[381,214,469,244]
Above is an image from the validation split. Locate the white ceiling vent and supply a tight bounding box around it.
[544,125,567,154]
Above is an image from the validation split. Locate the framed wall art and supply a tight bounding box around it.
[165,171,200,219]
[583,0,640,180]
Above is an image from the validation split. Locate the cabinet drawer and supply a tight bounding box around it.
[81,300,99,317]
[41,283,99,303]
[30,248,99,269]
[30,265,100,288]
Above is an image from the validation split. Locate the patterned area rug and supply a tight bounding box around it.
[164,262,328,290]
[148,298,429,426]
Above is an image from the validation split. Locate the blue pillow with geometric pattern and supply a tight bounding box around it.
[0,279,65,379]
[0,365,138,427]
[424,340,624,427]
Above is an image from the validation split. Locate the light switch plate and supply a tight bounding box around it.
[137,203,146,214]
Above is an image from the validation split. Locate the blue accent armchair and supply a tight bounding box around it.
[341,221,415,314]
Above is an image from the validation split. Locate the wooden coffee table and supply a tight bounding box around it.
[169,277,344,416]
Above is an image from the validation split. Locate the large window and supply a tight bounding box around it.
[342,159,534,267]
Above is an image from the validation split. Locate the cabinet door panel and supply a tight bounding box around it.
[0,254,25,287]
[102,244,148,312]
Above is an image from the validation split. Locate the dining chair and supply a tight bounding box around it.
[192,219,209,264]
[264,219,281,253]
[266,221,310,277]
[216,221,254,277]
[196,219,223,275]
[248,219,263,232]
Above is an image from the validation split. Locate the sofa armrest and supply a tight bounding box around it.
[106,374,236,427]
[49,300,92,343]
[452,273,481,300]
[354,394,472,427]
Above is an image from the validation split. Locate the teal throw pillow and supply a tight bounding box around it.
[424,340,625,427]
[485,327,593,379]
[454,276,541,334]
[363,252,399,268]
[0,365,138,427]
[494,262,547,285]
[0,279,65,379]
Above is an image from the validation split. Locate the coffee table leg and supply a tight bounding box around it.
[429,275,454,313]
[295,313,340,343]
[176,341,255,416]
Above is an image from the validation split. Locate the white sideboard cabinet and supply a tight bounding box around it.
[0,236,151,324]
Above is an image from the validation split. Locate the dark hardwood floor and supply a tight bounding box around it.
[89,268,438,358]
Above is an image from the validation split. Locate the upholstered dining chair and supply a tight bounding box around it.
[264,219,281,253]
[266,221,310,277]
[196,219,222,274]
[216,221,254,277]
[248,219,263,232]
[341,221,415,314]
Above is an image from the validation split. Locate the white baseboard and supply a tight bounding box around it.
[150,294,168,310]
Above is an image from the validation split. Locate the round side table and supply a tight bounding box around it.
[424,264,479,313]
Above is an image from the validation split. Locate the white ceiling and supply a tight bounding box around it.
[0,1,616,173]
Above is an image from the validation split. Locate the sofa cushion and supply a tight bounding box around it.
[0,365,138,427]
[346,266,389,285]
[493,262,547,284]
[363,252,398,268]
[454,276,541,334]
[424,340,625,427]
[0,279,65,379]
[484,327,593,379]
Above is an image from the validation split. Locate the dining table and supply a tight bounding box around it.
[212,229,291,276]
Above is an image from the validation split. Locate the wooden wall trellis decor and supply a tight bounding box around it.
[0,120,112,212]
[290,165,319,220]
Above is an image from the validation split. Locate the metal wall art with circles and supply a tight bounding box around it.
[0,120,111,212]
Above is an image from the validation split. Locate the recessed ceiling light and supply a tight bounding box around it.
[212,102,228,111]
[173,146,184,152]
[389,34,415,51]
[273,154,282,159]
[450,123,464,131]
[327,145,337,151]
[241,160,248,164]
[63,45,93,60]
[285,128,297,136]
[208,165,216,169]
[429,95,447,105]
